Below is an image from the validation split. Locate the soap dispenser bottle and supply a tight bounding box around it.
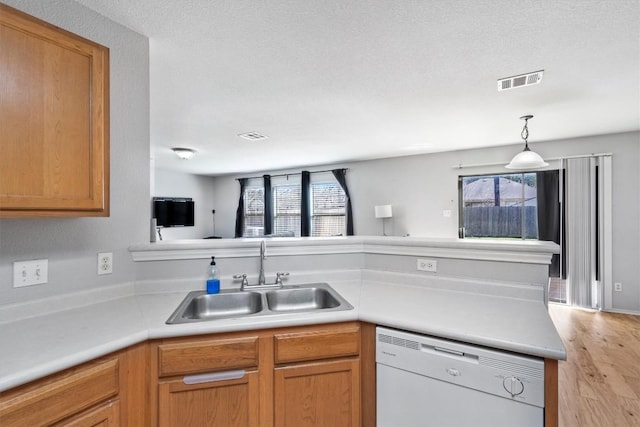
[206,256,220,294]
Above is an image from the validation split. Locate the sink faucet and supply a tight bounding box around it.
[258,239,266,286]
[234,240,289,290]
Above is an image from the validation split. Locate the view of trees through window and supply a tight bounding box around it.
[460,173,538,239]
[243,186,264,237]
[273,184,301,236]
[311,182,346,236]
[243,180,346,237]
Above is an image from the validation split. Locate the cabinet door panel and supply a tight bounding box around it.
[0,358,119,427]
[0,4,109,216]
[159,371,259,427]
[53,400,120,427]
[274,359,360,427]
[158,336,259,377]
[274,324,360,364]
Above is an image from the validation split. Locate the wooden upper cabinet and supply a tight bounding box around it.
[0,3,109,217]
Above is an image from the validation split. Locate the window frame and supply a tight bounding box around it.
[240,173,347,238]
[310,179,347,237]
[242,181,265,237]
[458,172,539,240]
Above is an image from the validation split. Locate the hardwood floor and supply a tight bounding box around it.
[549,304,640,426]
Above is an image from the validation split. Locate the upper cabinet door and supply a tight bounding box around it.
[0,4,109,217]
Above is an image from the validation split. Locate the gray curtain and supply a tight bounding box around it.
[536,170,560,276]
[301,171,311,236]
[332,168,354,236]
[263,175,272,236]
[234,178,248,237]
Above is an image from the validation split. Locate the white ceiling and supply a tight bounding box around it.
[74,0,640,176]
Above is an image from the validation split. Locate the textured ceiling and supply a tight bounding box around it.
[74,0,640,175]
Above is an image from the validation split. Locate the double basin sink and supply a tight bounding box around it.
[166,283,353,324]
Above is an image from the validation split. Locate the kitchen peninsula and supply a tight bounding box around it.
[0,237,564,426]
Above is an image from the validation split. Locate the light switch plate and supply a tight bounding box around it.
[13,259,48,287]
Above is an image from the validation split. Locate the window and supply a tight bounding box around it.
[243,186,264,237]
[311,182,346,236]
[459,173,538,239]
[241,175,347,237]
[273,184,301,237]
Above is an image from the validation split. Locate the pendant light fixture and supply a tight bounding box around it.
[505,115,548,170]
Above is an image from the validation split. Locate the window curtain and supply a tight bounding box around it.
[536,170,560,277]
[301,171,311,236]
[234,178,248,237]
[332,168,354,236]
[550,155,612,309]
[263,175,273,236]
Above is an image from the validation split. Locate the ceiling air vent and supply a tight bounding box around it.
[497,70,544,91]
[238,131,268,142]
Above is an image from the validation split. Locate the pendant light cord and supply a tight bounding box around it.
[521,115,532,151]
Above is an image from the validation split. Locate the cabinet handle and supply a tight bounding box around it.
[183,369,245,385]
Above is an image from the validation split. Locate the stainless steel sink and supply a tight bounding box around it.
[166,283,352,324]
[266,287,341,312]
[166,290,263,323]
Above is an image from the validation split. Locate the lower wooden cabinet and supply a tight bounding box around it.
[1,323,372,427]
[54,400,120,427]
[274,359,360,427]
[0,358,118,427]
[0,343,147,427]
[158,371,260,427]
[151,322,368,427]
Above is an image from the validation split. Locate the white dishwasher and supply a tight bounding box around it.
[376,327,545,427]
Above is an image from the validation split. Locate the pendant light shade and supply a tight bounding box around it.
[505,115,548,170]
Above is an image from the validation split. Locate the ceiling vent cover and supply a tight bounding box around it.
[497,70,544,91]
[238,132,268,141]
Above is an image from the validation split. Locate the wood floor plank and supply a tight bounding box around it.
[549,304,640,427]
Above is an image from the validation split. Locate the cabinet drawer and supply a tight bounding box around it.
[274,324,360,364]
[0,358,118,427]
[158,336,259,377]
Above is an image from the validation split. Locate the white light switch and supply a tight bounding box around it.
[13,259,48,287]
[443,210,452,217]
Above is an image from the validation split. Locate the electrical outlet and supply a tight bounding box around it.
[614,282,622,292]
[417,258,437,272]
[13,259,48,287]
[98,252,113,275]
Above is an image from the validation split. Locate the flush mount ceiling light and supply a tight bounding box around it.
[505,115,548,170]
[238,132,268,142]
[172,147,197,160]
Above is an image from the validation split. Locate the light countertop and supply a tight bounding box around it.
[0,277,565,392]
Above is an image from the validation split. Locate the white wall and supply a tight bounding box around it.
[211,131,640,312]
[153,169,217,240]
[0,0,150,306]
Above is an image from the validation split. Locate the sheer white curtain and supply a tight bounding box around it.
[564,155,612,309]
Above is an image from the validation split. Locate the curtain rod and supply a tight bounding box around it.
[236,168,348,181]
[452,153,613,169]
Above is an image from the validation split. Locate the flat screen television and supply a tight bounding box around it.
[153,197,194,227]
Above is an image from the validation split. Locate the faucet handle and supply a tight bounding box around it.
[275,272,290,285]
[233,274,249,288]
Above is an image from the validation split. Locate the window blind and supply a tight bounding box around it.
[273,184,301,237]
[311,182,346,236]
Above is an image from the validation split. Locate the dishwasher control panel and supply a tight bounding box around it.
[376,326,545,408]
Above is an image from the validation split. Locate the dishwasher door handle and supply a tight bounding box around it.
[434,346,465,357]
[421,344,480,363]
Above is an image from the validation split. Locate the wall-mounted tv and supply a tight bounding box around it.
[153,197,194,227]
